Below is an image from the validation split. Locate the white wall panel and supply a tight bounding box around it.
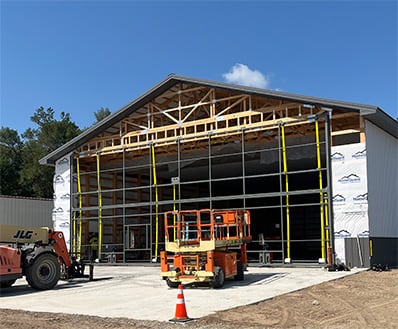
[331,142,369,264]
[366,121,398,238]
[53,154,72,250]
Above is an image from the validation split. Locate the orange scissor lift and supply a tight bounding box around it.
[160,209,251,288]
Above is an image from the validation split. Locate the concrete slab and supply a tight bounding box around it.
[0,265,365,322]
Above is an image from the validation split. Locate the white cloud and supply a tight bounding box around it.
[222,64,269,89]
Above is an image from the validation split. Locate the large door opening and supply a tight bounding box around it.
[71,115,332,264]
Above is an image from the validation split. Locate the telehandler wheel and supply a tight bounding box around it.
[212,267,225,289]
[0,279,17,288]
[234,261,244,281]
[26,253,60,290]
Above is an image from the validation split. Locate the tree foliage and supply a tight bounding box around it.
[24,107,81,152]
[1,106,114,198]
[1,107,81,198]
[0,127,24,195]
[93,107,111,124]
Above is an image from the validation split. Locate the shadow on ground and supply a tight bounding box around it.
[0,277,113,297]
[181,272,287,290]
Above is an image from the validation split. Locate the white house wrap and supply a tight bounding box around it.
[53,154,72,250]
[331,143,368,264]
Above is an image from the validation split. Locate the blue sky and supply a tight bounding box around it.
[1,0,397,134]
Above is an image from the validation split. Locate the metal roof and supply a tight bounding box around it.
[39,74,397,166]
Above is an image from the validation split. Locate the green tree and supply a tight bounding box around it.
[0,127,24,195]
[20,107,81,198]
[93,107,111,124]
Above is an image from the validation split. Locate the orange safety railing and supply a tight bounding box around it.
[164,209,251,245]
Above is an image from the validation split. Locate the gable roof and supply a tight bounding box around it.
[39,74,397,166]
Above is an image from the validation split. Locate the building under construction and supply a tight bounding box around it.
[40,75,398,267]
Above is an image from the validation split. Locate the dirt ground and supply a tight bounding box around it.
[1,269,397,329]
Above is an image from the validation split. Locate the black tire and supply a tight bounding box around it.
[26,253,60,290]
[212,267,225,288]
[0,279,17,288]
[166,279,180,288]
[234,261,244,281]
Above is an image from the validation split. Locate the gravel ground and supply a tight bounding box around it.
[1,269,397,329]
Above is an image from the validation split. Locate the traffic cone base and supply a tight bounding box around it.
[169,284,193,322]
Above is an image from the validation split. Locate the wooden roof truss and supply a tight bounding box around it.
[76,83,361,158]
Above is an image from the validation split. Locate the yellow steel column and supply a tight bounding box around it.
[72,213,76,254]
[151,145,159,261]
[76,157,83,258]
[324,193,330,250]
[281,125,291,261]
[96,153,103,260]
[315,120,326,262]
[324,193,333,265]
[369,240,373,257]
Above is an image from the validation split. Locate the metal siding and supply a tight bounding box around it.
[366,121,398,238]
[370,237,398,267]
[0,197,53,227]
[344,237,370,268]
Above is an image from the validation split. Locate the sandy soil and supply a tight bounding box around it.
[0,269,397,329]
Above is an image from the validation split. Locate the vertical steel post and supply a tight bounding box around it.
[324,194,330,250]
[241,129,246,209]
[324,111,335,264]
[208,135,212,209]
[122,146,126,262]
[315,119,326,262]
[96,153,103,260]
[149,145,153,262]
[72,213,77,255]
[278,124,285,261]
[281,124,291,262]
[177,139,181,212]
[76,156,83,258]
[173,182,177,241]
[151,144,159,261]
[70,154,76,255]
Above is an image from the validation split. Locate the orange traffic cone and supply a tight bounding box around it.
[170,284,192,322]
